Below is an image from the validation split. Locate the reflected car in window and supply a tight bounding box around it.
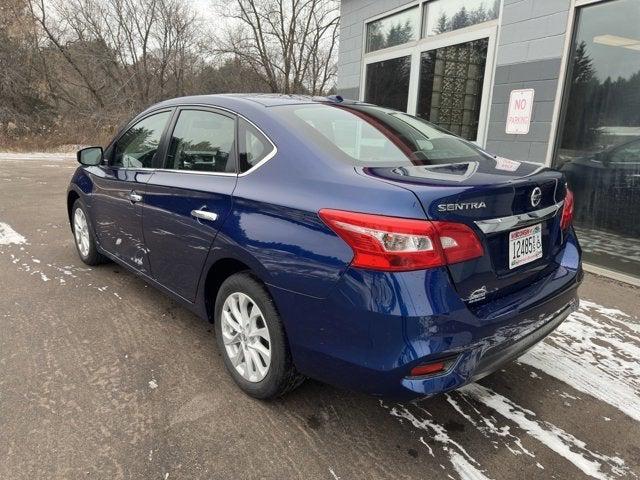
[67,95,582,400]
[560,137,640,237]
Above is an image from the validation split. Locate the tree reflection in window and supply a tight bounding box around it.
[366,7,418,53]
[364,56,412,112]
[554,0,640,278]
[113,111,171,168]
[424,0,499,37]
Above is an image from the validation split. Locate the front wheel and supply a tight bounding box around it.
[214,272,304,399]
[72,199,107,266]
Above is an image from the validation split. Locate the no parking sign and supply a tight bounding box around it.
[506,88,535,135]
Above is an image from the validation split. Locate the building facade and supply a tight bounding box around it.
[337,0,640,283]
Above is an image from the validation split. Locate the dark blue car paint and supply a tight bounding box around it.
[67,94,582,399]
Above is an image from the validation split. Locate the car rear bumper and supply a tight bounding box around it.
[270,229,582,399]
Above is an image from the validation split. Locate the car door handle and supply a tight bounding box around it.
[128,191,143,203]
[191,209,218,222]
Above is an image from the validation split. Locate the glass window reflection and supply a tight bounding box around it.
[366,7,419,53]
[423,0,499,37]
[417,38,488,140]
[364,56,411,112]
[555,0,640,278]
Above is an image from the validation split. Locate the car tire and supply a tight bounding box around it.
[214,272,304,399]
[71,199,107,266]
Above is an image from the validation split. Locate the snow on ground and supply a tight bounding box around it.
[384,402,494,480]
[460,384,629,479]
[0,223,27,245]
[520,300,640,422]
[0,221,126,298]
[0,152,75,161]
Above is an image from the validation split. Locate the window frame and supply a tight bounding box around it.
[147,104,279,177]
[546,0,617,167]
[414,35,491,141]
[103,103,278,177]
[363,55,413,113]
[106,108,175,170]
[237,117,278,174]
[365,5,421,54]
[360,14,498,145]
[160,106,239,176]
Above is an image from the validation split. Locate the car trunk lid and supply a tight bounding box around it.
[358,158,567,306]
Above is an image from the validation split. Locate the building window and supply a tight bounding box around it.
[364,56,411,112]
[422,0,499,37]
[554,0,640,278]
[366,7,419,53]
[416,38,488,140]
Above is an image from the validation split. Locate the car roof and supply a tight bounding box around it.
[152,93,362,109]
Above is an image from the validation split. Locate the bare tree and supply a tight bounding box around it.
[214,0,340,95]
[27,0,202,114]
[3,0,342,149]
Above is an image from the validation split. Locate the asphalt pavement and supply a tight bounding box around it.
[1,153,639,480]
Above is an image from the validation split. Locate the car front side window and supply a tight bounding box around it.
[165,110,236,173]
[112,111,171,168]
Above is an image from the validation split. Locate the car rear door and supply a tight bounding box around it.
[91,109,173,274]
[142,107,238,301]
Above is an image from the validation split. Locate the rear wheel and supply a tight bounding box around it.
[72,199,107,266]
[214,272,304,399]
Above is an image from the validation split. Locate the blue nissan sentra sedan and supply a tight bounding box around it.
[67,94,582,400]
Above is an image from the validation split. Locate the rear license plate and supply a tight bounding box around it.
[509,223,542,269]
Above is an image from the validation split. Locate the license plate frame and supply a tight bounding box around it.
[508,223,543,269]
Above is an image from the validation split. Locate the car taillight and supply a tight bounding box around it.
[561,188,574,230]
[318,209,483,271]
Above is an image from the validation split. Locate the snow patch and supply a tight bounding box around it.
[449,451,492,480]
[384,402,494,480]
[445,393,534,458]
[460,384,630,480]
[0,223,26,245]
[520,300,640,422]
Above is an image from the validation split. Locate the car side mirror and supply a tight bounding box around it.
[77,147,103,166]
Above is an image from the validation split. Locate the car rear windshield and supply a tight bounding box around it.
[274,103,491,167]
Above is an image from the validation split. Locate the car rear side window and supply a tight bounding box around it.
[112,111,171,168]
[238,118,275,173]
[277,104,486,167]
[166,110,236,173]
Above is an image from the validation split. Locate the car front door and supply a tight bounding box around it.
[142,107,238,301]
[91,110,172,273]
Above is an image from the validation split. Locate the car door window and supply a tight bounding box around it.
[166,110,236,173]
[238,118,275,173]
[112,111,171,168]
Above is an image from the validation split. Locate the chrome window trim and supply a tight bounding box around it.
[238,135,278,177]
[154,168,237,177]
[474,201,564,234]
[149,103,278,178]
[107,167,157,172]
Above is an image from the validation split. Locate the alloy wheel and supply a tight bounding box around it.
[74,208,90,258]
[220,292,271,382]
